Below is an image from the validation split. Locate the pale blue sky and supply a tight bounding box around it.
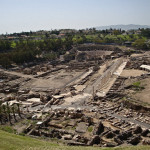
[0,0,150,33]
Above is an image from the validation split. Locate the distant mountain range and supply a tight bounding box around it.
[95,24,150,31]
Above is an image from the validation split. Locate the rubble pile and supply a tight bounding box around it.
[127,54,150,70]
[0,45,150,148]
[24,109,150,147]
[0,72,28,94]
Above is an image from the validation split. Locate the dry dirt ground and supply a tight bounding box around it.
[131,51,150,58]
[131,77,150,105]
[121,69,148,77]
[124,76,150,105]
[21,69,84,90]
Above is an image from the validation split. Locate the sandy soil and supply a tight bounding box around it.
[121,69,147,77]
[21,69,84,90]
[62,93,91,106]
[131,77,150,105]
[131,51,150,58]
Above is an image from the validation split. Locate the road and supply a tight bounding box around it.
[84,58,126,96]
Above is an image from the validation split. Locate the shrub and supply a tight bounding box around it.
[132,81,145,91]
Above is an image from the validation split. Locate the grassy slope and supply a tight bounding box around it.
[0,130,150,150]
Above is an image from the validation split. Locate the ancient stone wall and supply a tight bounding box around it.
[98,59,123,91]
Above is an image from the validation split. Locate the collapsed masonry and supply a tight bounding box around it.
[0,45,150,147]
[24,109,150,147]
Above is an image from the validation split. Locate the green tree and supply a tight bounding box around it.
[6,102,12,125]
[132,39,148,50]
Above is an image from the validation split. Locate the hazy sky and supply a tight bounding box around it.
[0,0,150,33]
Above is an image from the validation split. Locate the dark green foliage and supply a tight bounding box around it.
[0,126,16,133]
[0,28,150,68]
[44,52,57,61]
[132,39,148,50]
[0,37,73,68]
[64,53,75,62]
[0,102,22,125]
[0,40,11,52]
[141,28,150,38]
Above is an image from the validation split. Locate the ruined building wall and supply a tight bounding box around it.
[97,59,124,91]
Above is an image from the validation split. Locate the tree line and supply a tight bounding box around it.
[0,37,73,68]
[0,102,22,125]
[0,28,150,68]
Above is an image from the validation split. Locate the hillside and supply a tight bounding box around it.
[95,24,150,30]
[0,130,150,150]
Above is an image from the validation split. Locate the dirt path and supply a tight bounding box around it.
[121,69,147,77]
[61,69,90,88]
[84,59,127,96]
[84,63,107,94]
[96,61,127,97]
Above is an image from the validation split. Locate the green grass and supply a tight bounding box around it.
[132,81,145,91]
[133,81,141,87]
[0,130,58,150]
[0,130,150,150]
[0,125,16,134]
[87,126,93,132]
